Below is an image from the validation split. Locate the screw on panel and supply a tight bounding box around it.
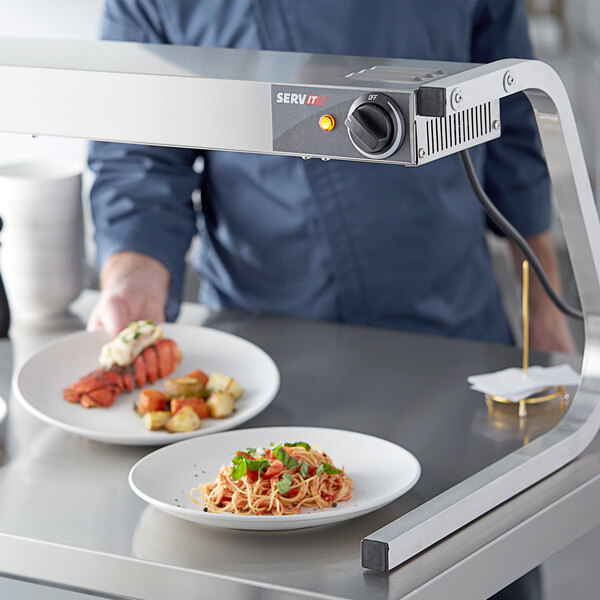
[418,148,426,159]
[493,120,501,130]
[321,157,331,161]
[450,88,463,111]
[301,156,312,160]
[503,70,516,93]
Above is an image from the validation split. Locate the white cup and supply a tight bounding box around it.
[0,160,85,322]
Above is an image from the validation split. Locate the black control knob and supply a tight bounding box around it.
[345,93,404,159]
[345,103,394,154]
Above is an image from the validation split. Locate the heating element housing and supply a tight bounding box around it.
[0,37,597,573]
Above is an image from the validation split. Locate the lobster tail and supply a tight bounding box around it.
[63,338,182,409]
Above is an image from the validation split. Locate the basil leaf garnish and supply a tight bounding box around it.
[276,473,292,494]
[316,462,341,476]
[299,461,310,478]
[272,445,299,470]
[283,441,311,450]
[247,459,269,475]
[245,448,256,455]
[231,460,247,481]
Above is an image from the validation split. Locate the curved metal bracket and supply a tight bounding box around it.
[362,58,600,571]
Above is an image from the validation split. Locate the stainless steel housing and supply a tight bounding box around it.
[0,37,499,165]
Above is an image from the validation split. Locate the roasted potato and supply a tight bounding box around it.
[164,376,206,400]
[165,404,202,432]
[142,410,171,431]
[206,372,244,401]
[206,392,235,418]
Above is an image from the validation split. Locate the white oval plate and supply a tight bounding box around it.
[14,324,280,445]
[129,426,421,530]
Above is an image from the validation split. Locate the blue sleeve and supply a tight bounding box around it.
[89,0,200,321]
[471,0,551,237]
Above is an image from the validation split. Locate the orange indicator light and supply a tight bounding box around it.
[318,114,335,132]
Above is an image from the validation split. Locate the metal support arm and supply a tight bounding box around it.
[362,58,600,571]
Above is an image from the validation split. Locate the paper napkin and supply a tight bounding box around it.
[468,364,580,402]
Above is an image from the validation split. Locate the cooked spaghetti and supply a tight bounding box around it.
[190,442,353,515]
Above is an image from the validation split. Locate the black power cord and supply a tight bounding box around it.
[459,149,583,321]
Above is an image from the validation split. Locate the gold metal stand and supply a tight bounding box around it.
[485,260,568,418]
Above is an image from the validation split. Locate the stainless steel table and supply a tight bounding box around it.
[0,291,594,600]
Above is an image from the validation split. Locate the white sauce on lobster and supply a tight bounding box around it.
[99,320,163,368]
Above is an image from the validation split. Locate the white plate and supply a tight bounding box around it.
[14,324,280,445]
[128,426,421,530]
[0,394,6,425]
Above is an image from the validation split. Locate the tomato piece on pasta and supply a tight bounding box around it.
[263,460,285,479]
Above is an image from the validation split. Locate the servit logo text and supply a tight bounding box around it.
[276,92,328,106]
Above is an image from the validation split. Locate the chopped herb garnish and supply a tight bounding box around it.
[146,320,154,325]
[276,472,293,494]
[247,459,269,476]
[245,448,256,455]
[231,450,269,478]
[284,441,311,450]
[299,461,310,478]
[316,462,341,476]
[272,445,299,470]
[129,321,137,327]
[231,460,247,481]
[133,331,142,339]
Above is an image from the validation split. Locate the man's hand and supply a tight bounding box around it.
[87,251,170,338]
[510,232,577,354]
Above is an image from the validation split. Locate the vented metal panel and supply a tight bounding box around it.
[415,99,501,164]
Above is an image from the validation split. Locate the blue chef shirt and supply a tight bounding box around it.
[89,0,551,344]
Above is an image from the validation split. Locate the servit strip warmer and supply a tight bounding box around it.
[0,37,597,572]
